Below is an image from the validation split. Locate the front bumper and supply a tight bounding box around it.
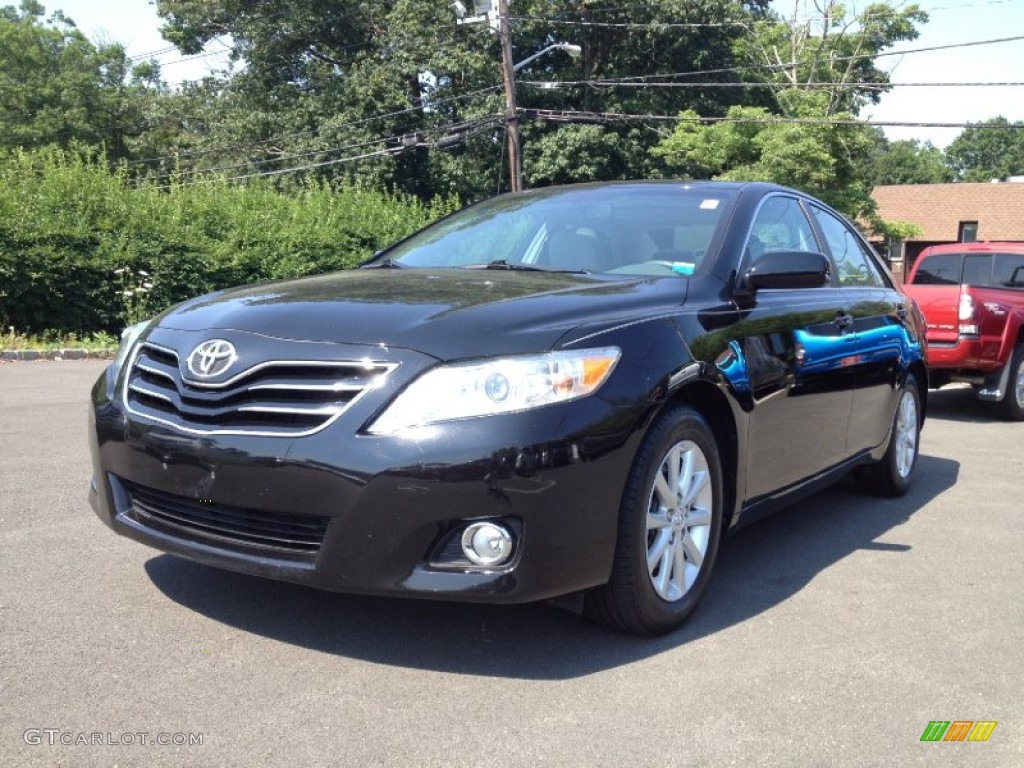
[88,365,643,604]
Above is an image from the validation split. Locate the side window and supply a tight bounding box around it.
[993,253,1024,288]
[747,196,817,261]
[811,206,884,287]
[911,254,963,285]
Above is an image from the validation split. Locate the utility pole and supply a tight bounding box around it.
[496,0,522,192]
[454,2,578,193]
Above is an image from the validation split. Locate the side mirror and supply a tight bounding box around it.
[743,251,830,290]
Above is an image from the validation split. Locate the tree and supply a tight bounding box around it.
[739,0,928,117]
[152,0,767,199]
[0,1,169,162]
[653,0,930,223]
[652,90,876,218]
[516,0,770,187]
[945,117,1024,182]
[866,132,953,185]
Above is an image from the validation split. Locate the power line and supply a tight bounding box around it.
[159,49,231,69]
[135,136,389,185]
[155,118,501,189]
[509,16,752,30]
[524,0,1011,23]
[523,34,1024,85]
[139,116,501,183]
[128,44,180,61]
[519,107,1024,130]
[503,0,1007,30]
[520,80,1024,90]
[126,84,504,166]
[510,0,1014,30]
[152,147,401,189]
[784,0,1015,22]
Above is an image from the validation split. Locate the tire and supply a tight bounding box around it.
[999,343,1024,421]
[858,373,921,497]
[584,406,723,636]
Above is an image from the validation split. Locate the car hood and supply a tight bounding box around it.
[157,269,688,360]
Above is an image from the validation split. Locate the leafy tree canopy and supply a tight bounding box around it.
[945,117,1024,182]
[865,132,953,185]
[652,89,876,219]
[739,0,927,116]
[653,0,930,224]
[0,1,163,160]
[152,0,768,198]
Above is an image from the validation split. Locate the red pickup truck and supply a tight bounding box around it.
[902,242,1024,419]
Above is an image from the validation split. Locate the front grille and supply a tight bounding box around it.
[120,479,328,558]
[124,341,394,437]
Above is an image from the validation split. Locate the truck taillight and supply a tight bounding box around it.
[958,291,978,336]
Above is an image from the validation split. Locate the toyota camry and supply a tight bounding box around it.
[88,181,927,635]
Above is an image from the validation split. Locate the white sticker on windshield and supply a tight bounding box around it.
[700,199,720,210]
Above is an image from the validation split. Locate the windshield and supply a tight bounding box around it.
[372,185,737,276]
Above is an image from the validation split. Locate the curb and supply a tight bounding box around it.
[1,348,115,362]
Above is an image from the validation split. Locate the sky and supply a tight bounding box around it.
[44,0,1024,148]
[858,0,1024,146]
[50,0,233,84]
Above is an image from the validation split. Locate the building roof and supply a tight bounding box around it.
[871,182,1024,241]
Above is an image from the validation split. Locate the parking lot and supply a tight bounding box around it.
[1,359,1021,767]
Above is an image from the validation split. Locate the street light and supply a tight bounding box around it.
[512,42,582,72]
[454,0,580,192]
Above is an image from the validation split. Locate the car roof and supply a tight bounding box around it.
[511,179,803,198]
[922,242,1024,255]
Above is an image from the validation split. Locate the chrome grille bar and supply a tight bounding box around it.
[123,341,395,437]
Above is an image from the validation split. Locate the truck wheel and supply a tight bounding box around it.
[858,374,921,497]
[584,406,723,636]
[1001,343,1024,421]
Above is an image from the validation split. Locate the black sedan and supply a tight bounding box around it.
[88,181,927,636]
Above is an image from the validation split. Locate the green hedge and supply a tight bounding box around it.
[0,147,458,334]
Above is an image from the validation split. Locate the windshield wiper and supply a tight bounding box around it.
[466,259,589,274]
[359,257,404,269]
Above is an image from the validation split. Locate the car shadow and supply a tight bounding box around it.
[926,385,1001,423]
[144,453,958,680]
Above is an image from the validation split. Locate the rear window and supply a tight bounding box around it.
[912,250,1024,289]
[962,254,992,286]
[911,253,962,285]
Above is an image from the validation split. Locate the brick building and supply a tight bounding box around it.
[870,181,1024,283]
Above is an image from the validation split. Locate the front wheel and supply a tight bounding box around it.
[999,343,1024,421]
[858,373,921,497]
[584,406,723,636]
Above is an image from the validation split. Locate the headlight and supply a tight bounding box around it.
[367,346,621,435]
[111,319,150,382]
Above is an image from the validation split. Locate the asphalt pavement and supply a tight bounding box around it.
[1,360,1021,767]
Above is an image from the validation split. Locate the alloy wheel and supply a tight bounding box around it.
[645,440,714,602]
[894,388,919,479]
[1015,357,1024,409]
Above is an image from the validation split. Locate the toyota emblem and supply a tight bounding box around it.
[187,339,237,378]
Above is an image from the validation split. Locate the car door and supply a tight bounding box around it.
[738,195,856,501]
[808,204,908,455]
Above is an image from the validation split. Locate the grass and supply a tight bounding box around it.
[1,327,118,351]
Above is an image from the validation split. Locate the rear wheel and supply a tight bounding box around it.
[999,343,1024,421]
[858,374,921,497]
[584,406,723,636]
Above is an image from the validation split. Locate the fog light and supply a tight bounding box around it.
[461,522,514,566]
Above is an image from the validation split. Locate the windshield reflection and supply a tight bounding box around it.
[369,184,737,277]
